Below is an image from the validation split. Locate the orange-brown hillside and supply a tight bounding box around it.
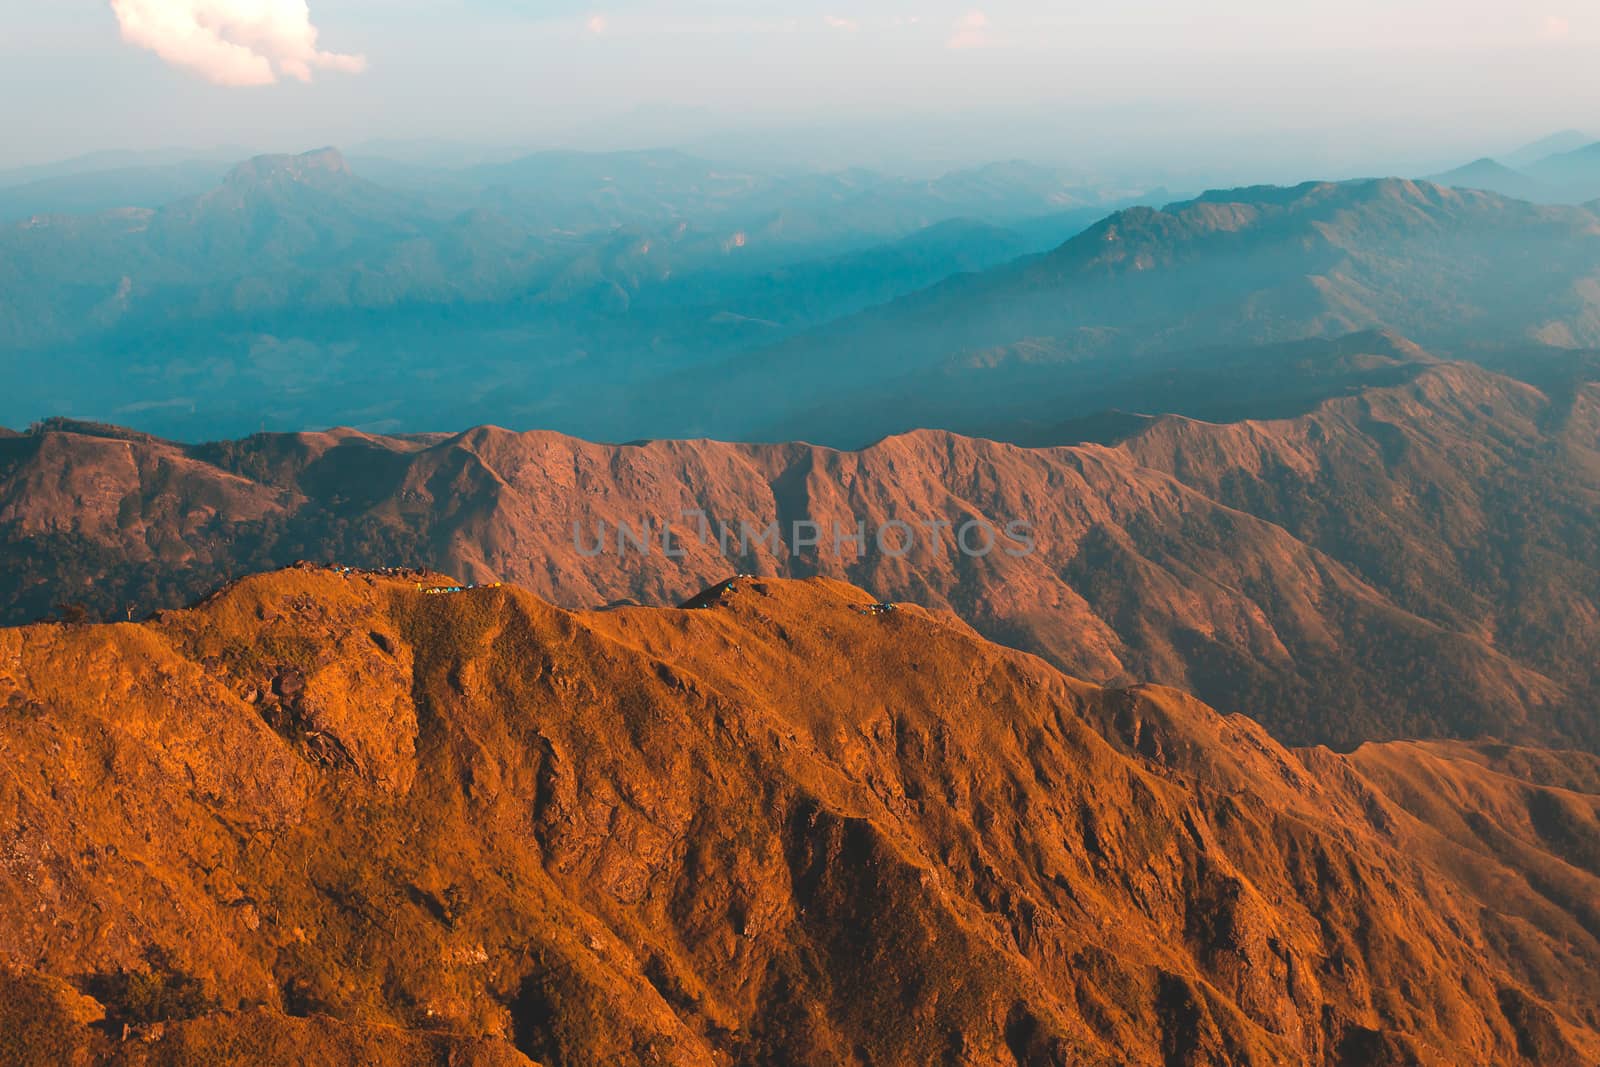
[4,347,1600,752]
[1,566,1598,1065]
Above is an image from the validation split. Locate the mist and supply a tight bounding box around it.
[3,0,1598,182]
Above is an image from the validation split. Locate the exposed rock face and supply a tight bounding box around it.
[223,148,353,188]
[0,568,1597,1064]
[2,351,1598,750]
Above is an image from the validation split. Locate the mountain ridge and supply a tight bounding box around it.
[640,179,1600,443]
[0,144,1140,442]
[1,565,1597,1064]
[2,340,1597,751]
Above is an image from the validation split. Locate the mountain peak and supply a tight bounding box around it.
[1451,157,1519,174]
[224,146,350,187]
[1423,157,1542,198]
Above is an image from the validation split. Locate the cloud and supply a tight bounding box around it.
[947,9,989,49]
[586,13,608,33]
[823,14,858,32]
[110,0,366,87]
[1539,14,1571,40]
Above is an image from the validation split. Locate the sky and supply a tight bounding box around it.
[2,0,1598,180]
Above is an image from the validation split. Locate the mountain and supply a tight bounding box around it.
[2,339,1597,752]
[1420,154,1600,207]
[0,147,1128,441]
[454,148,792,234]
[1,566,1597,1064]
[630,217,1040,332]
[0,147,252,185]
[0,147,461,350]
[646,179,1600,444]
[1504,129,1594,169]
[10,162,1600,450]
[1423,158,1547,201]
[0,159,234,224]
[1526,141,1600,204]
[451,151,1143,240]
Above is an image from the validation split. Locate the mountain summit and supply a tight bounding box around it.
[223,146,353,188]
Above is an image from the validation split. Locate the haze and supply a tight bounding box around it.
[5,0,1598,180]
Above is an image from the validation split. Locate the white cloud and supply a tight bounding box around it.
[110,0,366,87]
[823,14,858,32]
[586,13,608,34]
[947,9,989,49]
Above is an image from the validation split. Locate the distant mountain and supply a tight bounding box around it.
[1424,157,1547,201]
[1428,137,1600,204]
[457,148,789,234]
[4,339,1597,752]
[652,179,1600,444]
[0,158,234,223]
[1421,152,1600,207]
[631,217,1040,332]
[2,566,1598,1063]
[0,146,250,187]
[399,148,1146,243]
[0,147,483,351]
[0,146,1133,440]
[1527,141,1600,203]
[1504,128,1595,169]
[10,161,1600,450]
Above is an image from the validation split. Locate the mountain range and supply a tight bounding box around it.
[1428,131,1600,204]
[1,566,1597,1064]
[11,147,1600,446]
[0,147,1140,442]
[3,333,1596,753]
[6,135,1600,1067]
[646,178,1600,443]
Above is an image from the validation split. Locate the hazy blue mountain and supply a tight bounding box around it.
[1424,157,1547,201]
[0,146,250,186]
[640,179,1600,444]
[1527,141,1600,203]
[1419,134,1600,205]
[0,159,236,223]
[0,146,1121,440]
[1504,129,1595,169]
[457,148,784,234]
[17,152,1598,449]
[629,217,1044,332]
[416,148,1151,247]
